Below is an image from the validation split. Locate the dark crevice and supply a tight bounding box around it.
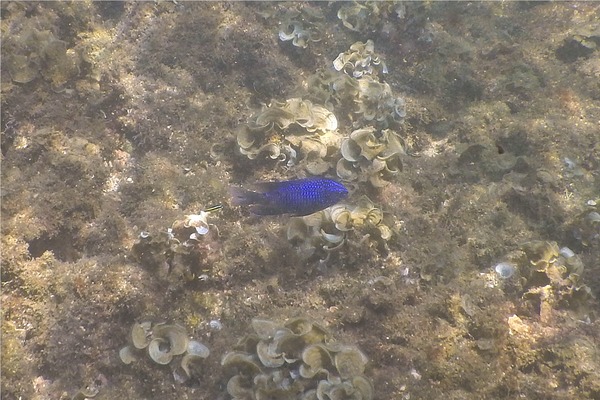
[28,230,82,262]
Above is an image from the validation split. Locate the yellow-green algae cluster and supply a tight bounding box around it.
[237,98,337,162]
[303,40,405,130]
[494,241,594,322]
[333,40,388,78]
[337,1,406,33]
[1,1,96,92]
[278,8,323,49]
[573,203,600,247]
[120,321,210,383]
[337,127,405,187]
[4,27,80,90]
[222,318,373,400]
[287,196,395,260]
[132,210,220,281]
[236,40,406,183]
[309,40,407,187]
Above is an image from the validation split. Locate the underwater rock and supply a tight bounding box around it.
[6,54,39,84]
[458,143,520,180]
[494,262,516,279]
[556,25,600,62]
[222,317,373,400]
[363,276,398,312]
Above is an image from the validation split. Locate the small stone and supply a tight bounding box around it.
[494,262,516,279]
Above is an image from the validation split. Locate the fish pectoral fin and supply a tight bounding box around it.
[252,181,285,193]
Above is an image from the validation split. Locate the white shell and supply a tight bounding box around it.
[187,340,210,358]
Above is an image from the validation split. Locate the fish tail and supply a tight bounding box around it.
[229,186,264,207]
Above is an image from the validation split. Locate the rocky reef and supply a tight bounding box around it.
[2,2,600,400]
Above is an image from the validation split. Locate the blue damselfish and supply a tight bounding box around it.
[230,177,349,216]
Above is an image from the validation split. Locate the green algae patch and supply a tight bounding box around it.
[1,321,36,399]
